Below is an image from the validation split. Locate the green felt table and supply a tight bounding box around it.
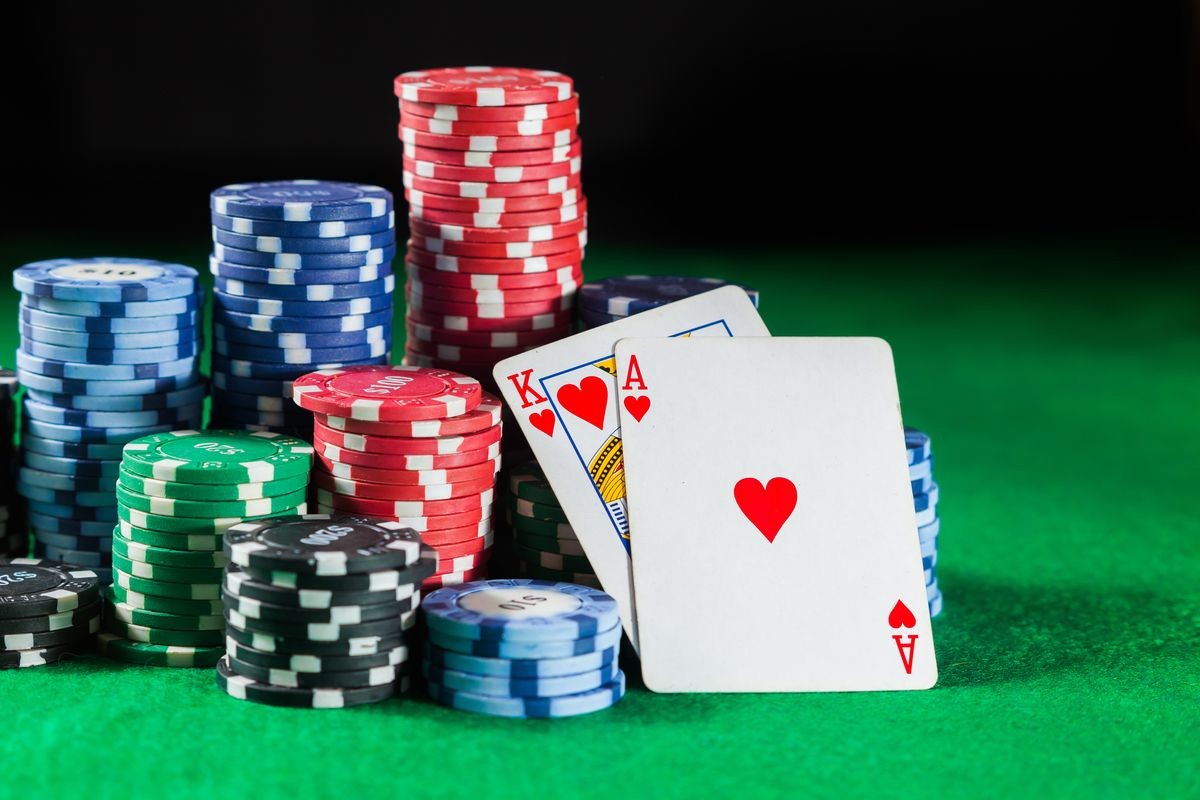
[1,239,1197,800]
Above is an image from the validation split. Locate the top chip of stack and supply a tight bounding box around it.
[394,67,586,392]
[906,427,942,618]
[12,258,205,577]
[0,558,102,669]
[209,180,399,439]
[577,275,760,329]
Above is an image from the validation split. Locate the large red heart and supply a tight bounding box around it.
[556,376,608,430]
[529,409,556,438]
[888,600,916,629]
[733,477,797,543]
[622,395,650,423]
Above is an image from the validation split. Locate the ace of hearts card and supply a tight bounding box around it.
[614,336,937,692]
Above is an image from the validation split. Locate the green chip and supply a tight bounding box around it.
[507,462,559,505]
[118,465,309,501]
[101,613,225,647]
[117,483,309,518]
[114,569,220,601]
[108,583,224,615]
[121,430,312,485]
[110,552,224,585]
[513,541,592,573]
[512,527,584,555]
[507,509,577,539]
[509,495,568,522]
[96,632,224,668]
[102,586,224,631]
[111,535,229,568]
[117,501,308,534]
[519,561,601,588]
[115,521,224,552]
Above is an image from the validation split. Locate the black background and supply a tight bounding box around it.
[2,1,1195,246]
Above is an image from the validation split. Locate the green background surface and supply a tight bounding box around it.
[1,238,1197,800]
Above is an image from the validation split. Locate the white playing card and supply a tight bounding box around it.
[615,337,937,692]
[493,287,769,651]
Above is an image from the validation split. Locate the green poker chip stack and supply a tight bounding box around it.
[98,430,313,667]
[506,460,599,589]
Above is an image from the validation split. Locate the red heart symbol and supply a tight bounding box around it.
[888,600,917,629]
[733,477,797,543]
[556,375,608,430]
[529,410,556,438]
[623,395,650,423]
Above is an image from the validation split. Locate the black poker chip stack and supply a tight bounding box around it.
[0,371,24,558]
[506,460,598,589]
[217,514,438,708]
[0,559,102,669]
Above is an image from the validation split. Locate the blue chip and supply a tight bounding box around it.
[23,417,176,444]
[21,304,199,333]
[35,531,112,551]
[427,620,622,660]
[210,180,393,222]
[904,427,931,465]
[213,388,304,413]
[21,291,201,319]
[213,337,389,365]
[212,242,397,270]
[922,551,937,572]
[32,542,112,568]
[18,467,116,493]
[21,321,199,350]
[909,456,933,482]
[21,434,126,461]
[423,579,619,643]
[24,381,207,412]
[27,500,118,522]
[211,209,396,238]
[13,258,197,303]
[210,371,294,399]
[914,505,936,527]
[212,274,395,302]
[16,369,198,397]
[579,275,759,316]
[214,323,389,350]
[17,350,199,381]
[209,257,392,286]
[911,475,933,494]
[578,307,622,328]
[210,353,387,380]
[212,227,395,255]
[929,590,943,618]
[20,338,200,366]
[23,452,122,477]
[425,642,618,679]
[423,659,621,699]
[426,670,625,719]
[21,397,203,429]
[213,289,393,318]
[27,512,114,537]
[926,578,939,603]
[918,517,940,543]
[913,483,939,513]
[214,307,394,334]
[19,482,113,507]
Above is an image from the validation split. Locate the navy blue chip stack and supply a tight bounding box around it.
[209,180,398,439]
[423,579,626,719]
[506,460,598,588]
[906,428,942,618]
[12,258,205,578]
[577,275,760,329]
[0,370,23,557]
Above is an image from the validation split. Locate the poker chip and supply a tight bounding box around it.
[224,515,424,575]
[407,261,581,290]
[425,659,619,699]
[427,671,624,719]
[225,635,408,673]
[406,307,573,333]
[14,258,198,302]
[121,430,312,484]
[215,657,408,708]
[519,563,602,590]
[213,337,390,365]
[95,632,224,667]
[423,579,617,643]
[425,642,616,679]
[403,199,585,230]
[0,559,102,619]
[314,488,493,522]
[118,466,308,501]
[25,382,207,413]
[403,161,581,193]
[408,213,586,244]
[212,227,396,255]
[213,289,394,319]
[21,304,199,333]
[211,210,396,238]
[407,140,580,168]
[394,67,573,107]
[400,94,578,122]
[292,365,482,422]
[1,615,101,651]
[319,457,500,487]
[407,188,580,213]
[213,274,395,302]
[0,641,87,669]
[210,259,391,287]
[111,537,229,569]
[210,180,393,222]
[21,291,201,319]
[407,246,583,274]
[312,418,502,455]
[400,110,578,137]
[215,306,393,334]
[21,321,199,349]
[407,277,579,307]
[108,583,224,615]
[579,275,760,318]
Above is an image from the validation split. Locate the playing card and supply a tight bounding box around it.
[493,286,769,650]
[614,336,937,691]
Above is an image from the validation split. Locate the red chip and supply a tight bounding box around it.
[401,155,580,185]
[313,417,502,455]
[406,289,574,318]
[311,470,495,501]
[399,110,578,137]
[405,139,581,168]
[316,439,501,470]
[399,94,579,122]
[407,246,582,275]
[409,214,585,244]
[406,261,582,290]
[393,67,574,107]
[406,307,572,333]
[405,188,580,213]
[315,392,501,438]
[407,199,585,230]
[319,457,500,486]
[292,365,481,422]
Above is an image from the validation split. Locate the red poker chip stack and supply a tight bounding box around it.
[392,67,586,388]
[292,365,501,592]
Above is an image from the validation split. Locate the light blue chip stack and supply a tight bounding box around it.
[12,258,205,578]
[422,579,626,718]
[1,370,23,557]
[208,180,398,438]
[906,427,942,618]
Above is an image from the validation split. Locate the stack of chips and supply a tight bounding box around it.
[0,559,101,669]
[292,365,500,595]
[423,579,625,718]
[577,275,760,329]
[907,428,942,617]
[217,514,437,708]
[506,461,597,588]
[97,430,312,667]
[0,370,23,558]
[12,258,205,576]
[209,180,397,438]
[393,67,586,388]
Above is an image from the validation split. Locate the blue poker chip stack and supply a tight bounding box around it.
[422,579,625,719]
[12,258,205,577]
[906,427,942,618]
[209,180,398,438]
[0,370,24,558]
[576,275,760,328]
